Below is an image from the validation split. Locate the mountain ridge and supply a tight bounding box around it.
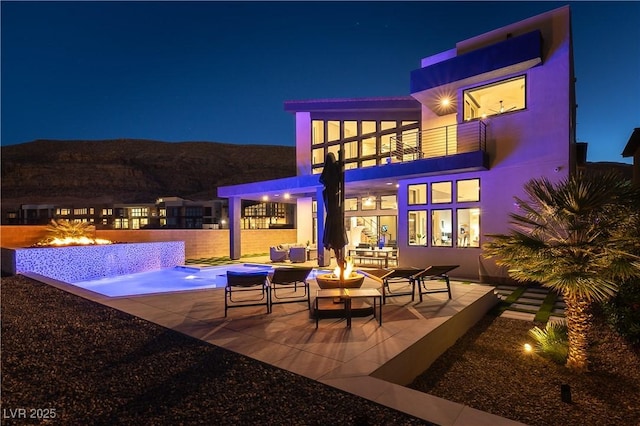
[1,138,296,207]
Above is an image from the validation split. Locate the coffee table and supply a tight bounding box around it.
[314,288,382,328]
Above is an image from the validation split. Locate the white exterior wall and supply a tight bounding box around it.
[399,7,573,280]
[295,111,312,176]
[296,197,314,246]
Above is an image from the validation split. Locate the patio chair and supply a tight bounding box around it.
[412,265,459,301]
[288,246,307,263]
[270,246,288,263]
[268,267,312,310]
[381,267,421,304]
[225,271,271,317]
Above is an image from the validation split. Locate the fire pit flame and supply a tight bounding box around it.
[333,256,355,280]
[37,236,113,247]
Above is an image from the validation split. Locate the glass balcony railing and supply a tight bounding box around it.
[388,121,486,163]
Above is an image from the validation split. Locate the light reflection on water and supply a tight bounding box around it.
[71,264,329,298]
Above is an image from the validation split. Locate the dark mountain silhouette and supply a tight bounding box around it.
[1,139,296,207]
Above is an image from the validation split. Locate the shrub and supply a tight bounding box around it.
[528,321,569,363]
[602,278,640,347]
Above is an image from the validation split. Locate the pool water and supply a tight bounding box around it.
[71,264,328,298]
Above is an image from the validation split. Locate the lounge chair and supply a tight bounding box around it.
[268,267,312,310]
[412,265,459,301]
[225,271,270,317]
[381,267,421,304]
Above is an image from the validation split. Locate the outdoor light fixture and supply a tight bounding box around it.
[284,193,290,199]
[441,97,450,106]
[523,343,533,353]
[262,195,269,201]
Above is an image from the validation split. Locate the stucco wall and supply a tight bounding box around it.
[0,226,297,259]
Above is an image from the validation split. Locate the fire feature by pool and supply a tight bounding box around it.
[315,257,364,289]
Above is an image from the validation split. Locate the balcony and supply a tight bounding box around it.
[389,120,486,163]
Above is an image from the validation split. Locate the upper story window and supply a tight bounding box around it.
[310,118,420,173]
[463,75,526,121]
[130,207,149,217]
[312,120,324,145]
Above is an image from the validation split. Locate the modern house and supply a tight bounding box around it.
[218,5,578,281]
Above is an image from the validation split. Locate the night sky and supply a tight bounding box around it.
[2,1,638,163]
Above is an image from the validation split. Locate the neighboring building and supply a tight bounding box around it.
[19,204,56,225]
[155,197,228,229]
[622,128,640,187]
[219,6,577,281]
[5,198,231,230]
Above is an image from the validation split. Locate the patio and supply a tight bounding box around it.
[22,263,520,426]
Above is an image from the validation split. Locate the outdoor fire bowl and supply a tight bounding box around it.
[315,273,365,289]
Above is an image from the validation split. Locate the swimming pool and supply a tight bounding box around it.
[71,264,329,298]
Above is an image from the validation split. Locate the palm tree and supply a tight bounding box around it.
[484,171,640,372]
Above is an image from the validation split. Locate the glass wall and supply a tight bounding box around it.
[310,119,420,174]
[404,178,481,248]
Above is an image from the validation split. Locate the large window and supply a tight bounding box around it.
[310,119,420,174]
[457,179,480,202]
[457,208,480,247]
[408,210,427,246]
[404,178,481,248]
[131,208,148,217]
[431,182,452,204]
[327,121,340,141]
[432,209,453,247]
[463,75,526,121]
[312,120,324,144]
[408,184,427,205]
[345,198,358,211]
[380,195,397,210]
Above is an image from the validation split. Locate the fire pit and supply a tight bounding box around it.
[315,273,364,289]
[315,257,364,289]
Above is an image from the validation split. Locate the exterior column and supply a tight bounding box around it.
[228,196,241,260]
[316,187,330,267]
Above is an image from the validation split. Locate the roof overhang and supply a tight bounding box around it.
[217,152,489,202]
[411,30,543,114]
[284,97,421,113]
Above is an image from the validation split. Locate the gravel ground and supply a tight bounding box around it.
[1,275,431,425]
[409,313,640,425]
